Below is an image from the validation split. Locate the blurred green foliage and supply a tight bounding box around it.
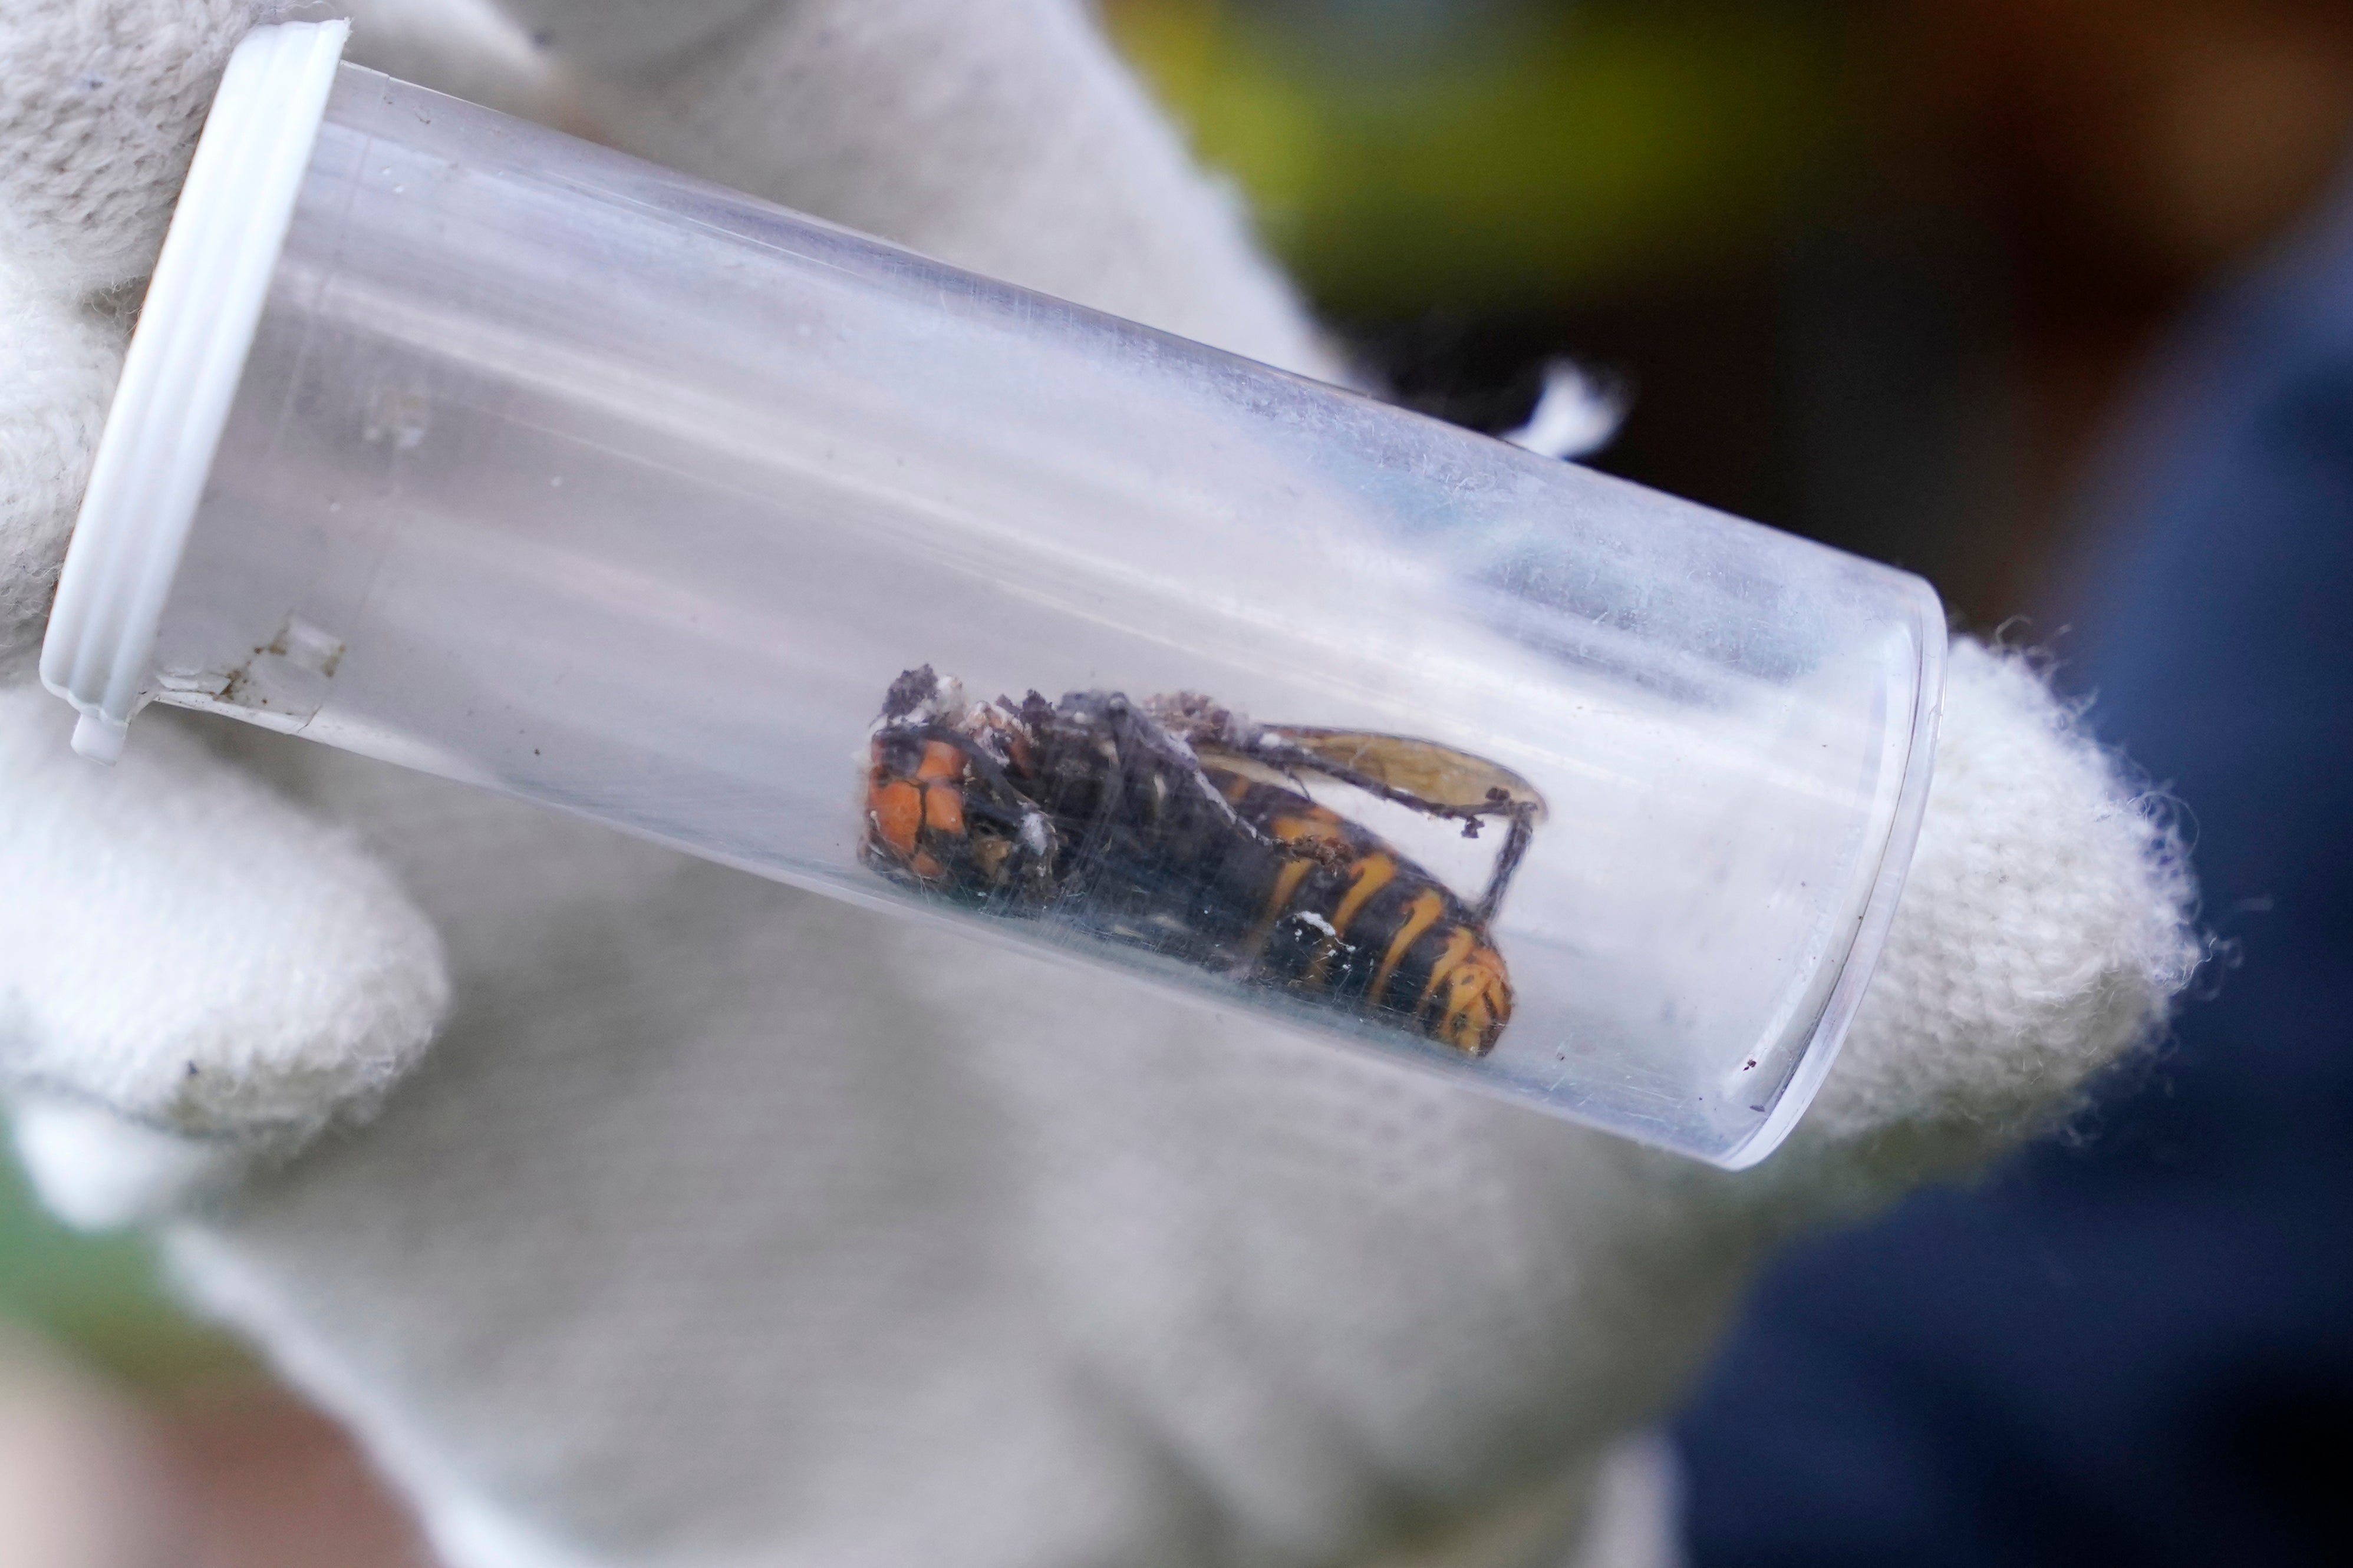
[1103,0,1857,314]
[0,1156,242,1386]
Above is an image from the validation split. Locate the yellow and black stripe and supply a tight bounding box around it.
[1209,772,1514,1057]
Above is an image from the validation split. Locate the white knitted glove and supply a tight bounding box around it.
[0,4,2197,1566]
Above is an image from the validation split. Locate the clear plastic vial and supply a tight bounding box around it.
[44,22,1944,1167]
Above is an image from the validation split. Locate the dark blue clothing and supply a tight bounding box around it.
[1673,184,2353,1566]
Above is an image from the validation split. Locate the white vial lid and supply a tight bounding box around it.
[40,20,350,762]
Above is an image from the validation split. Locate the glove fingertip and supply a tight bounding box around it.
[1791,636,2202,1186]
[1,686,454,1160]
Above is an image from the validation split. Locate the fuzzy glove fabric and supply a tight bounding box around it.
[0,4,2200,1566]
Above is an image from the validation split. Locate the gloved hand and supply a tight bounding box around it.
[0,4,2199,1566]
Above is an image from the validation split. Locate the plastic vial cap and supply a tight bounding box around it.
[38,19,351,763]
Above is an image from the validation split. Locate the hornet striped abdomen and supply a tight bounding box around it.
[1206,771,1515,1055]
[859,668,1543,1057]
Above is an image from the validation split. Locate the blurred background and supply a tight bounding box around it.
[8,0,2349,1561]
[1102,0,2353,630]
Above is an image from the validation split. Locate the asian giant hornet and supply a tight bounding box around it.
[859,666,1544,1056]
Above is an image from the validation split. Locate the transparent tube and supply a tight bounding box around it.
[48,41,1944,1167]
